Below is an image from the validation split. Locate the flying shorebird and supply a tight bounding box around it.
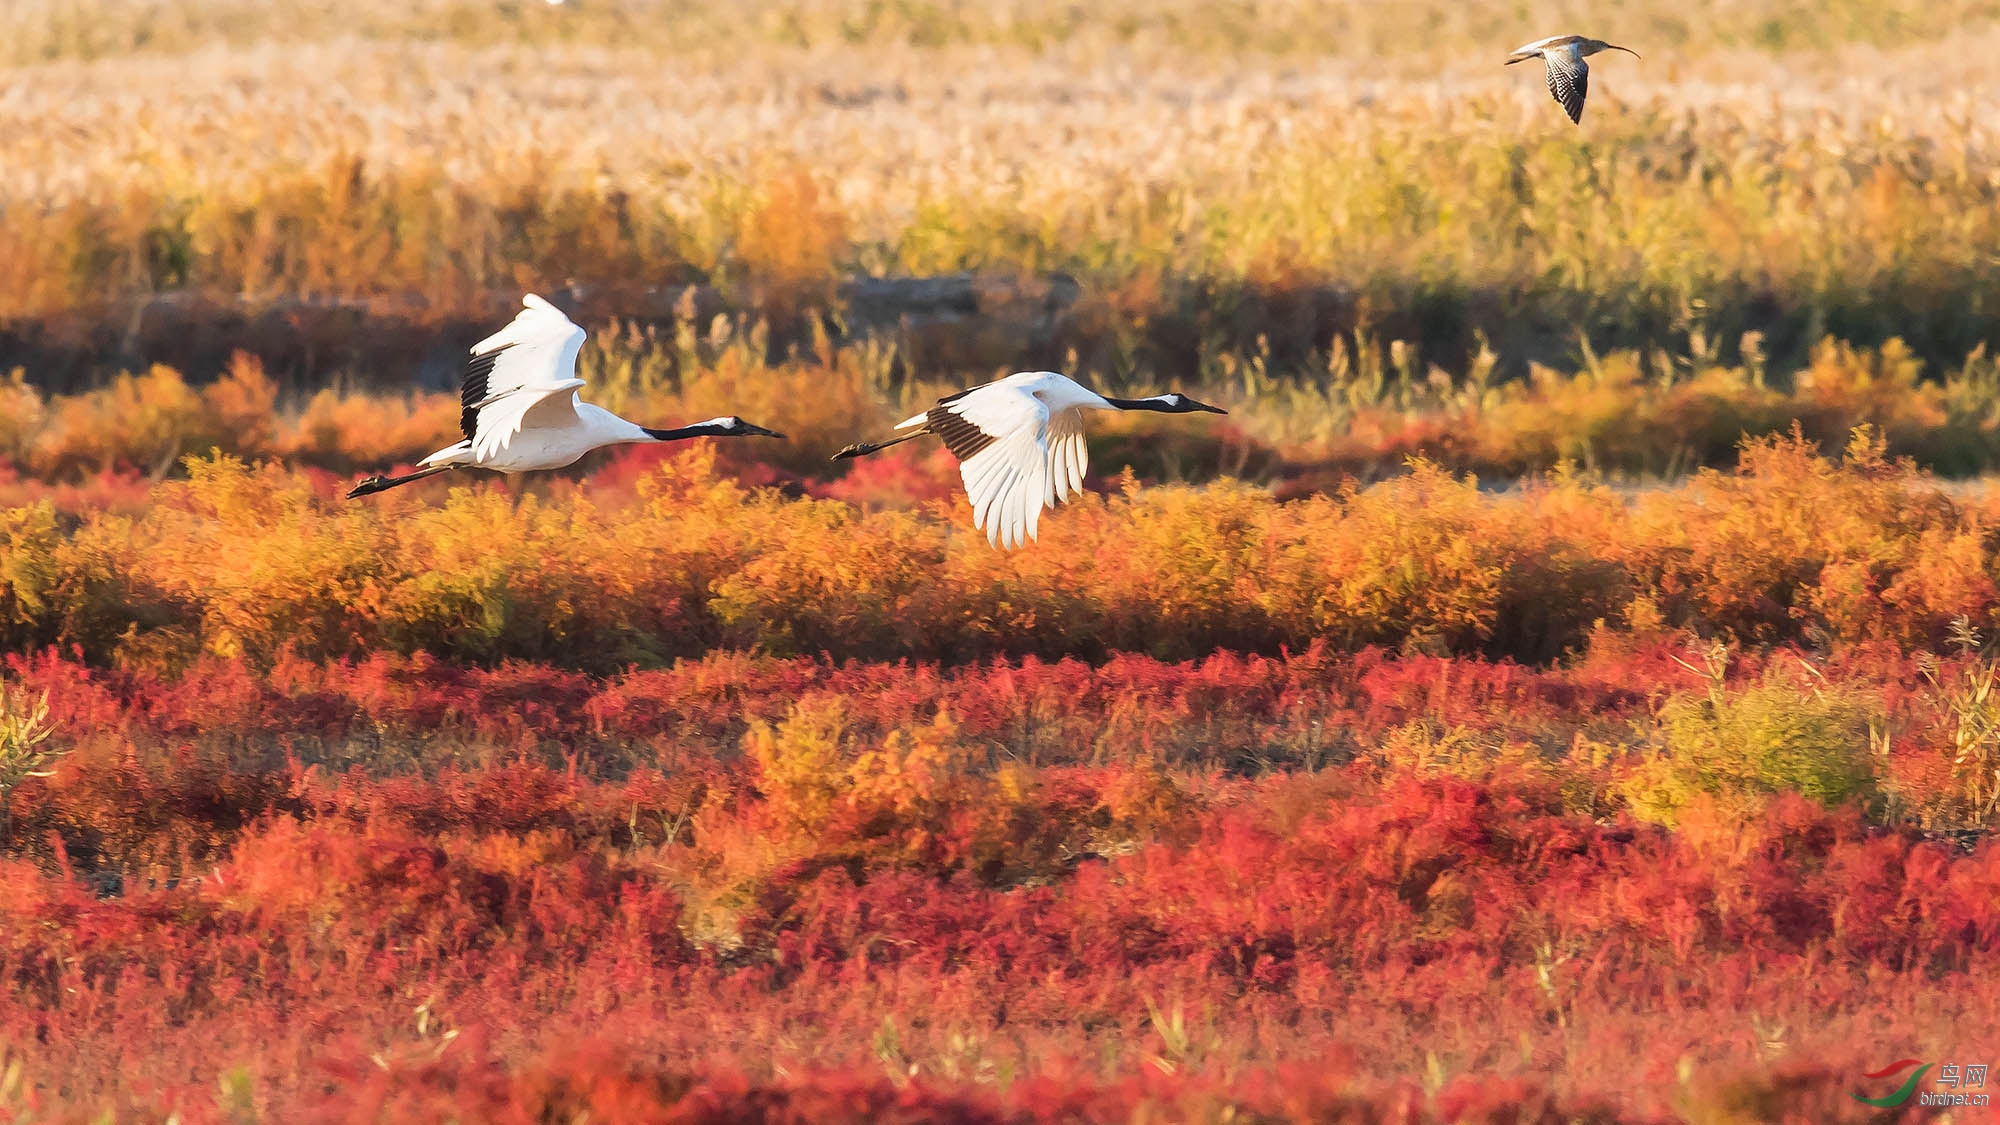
[831,370,1226,549]
[1506,35,1640,124]
[346,294,783,499]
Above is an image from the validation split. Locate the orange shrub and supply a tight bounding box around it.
[282,386,461,474]
[1625,427,1995,647]
[1,430,1995,671]
[35,365,217,478]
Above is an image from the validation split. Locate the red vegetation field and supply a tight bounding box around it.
[4,432,2000,1122]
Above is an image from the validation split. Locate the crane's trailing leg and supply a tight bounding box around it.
[346,465,458,499]
[832,432,926,460]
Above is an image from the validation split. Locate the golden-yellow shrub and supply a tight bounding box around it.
[1276,461,1504,652]
[0,500,134,660]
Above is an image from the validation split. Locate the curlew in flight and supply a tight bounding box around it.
[1506,35,1640,124]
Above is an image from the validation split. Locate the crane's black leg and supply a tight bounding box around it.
[832,432,926,460]
[346,464,457,499]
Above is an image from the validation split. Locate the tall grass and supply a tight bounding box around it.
[8,331,2000,487]
[5,9,1997,1117]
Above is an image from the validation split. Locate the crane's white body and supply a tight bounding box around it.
[419,295,735,473]
[348,294,779,499]
[893,371,1216,550]
[423,402,663,474]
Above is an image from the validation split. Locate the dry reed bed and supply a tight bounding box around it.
[6,33,1993,228]
[8,0,2000,64]
[0,30,1996,376]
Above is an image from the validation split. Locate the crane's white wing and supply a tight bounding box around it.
[461,294,588,461]
[1545,52,1588,123]
[919,383,1047,549]
[903,376,1095,548]
[1047,407,1088,505]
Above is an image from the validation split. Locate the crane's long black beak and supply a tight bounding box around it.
[1196,403,1229,414]
[741,423,786,439]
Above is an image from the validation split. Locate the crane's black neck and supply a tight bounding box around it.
[1101,393,1226,416]
[643,422,729,441]
[1105,395,1178,412]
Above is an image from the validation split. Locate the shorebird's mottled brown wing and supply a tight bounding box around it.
[1544,52,1588,123]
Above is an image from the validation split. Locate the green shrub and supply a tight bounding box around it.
[1623,655,1881,826]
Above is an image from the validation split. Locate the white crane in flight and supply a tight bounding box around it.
[832,370,1226,549]
[347,294,782,498]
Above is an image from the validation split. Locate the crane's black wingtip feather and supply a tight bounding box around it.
[459,343,514,443]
